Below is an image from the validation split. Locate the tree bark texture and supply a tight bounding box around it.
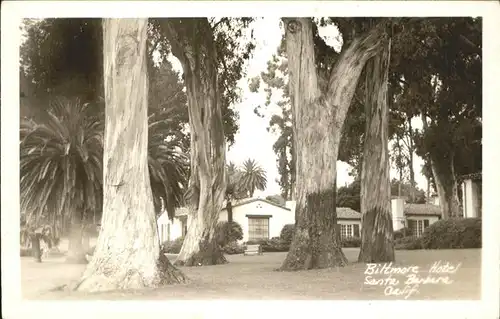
[75,19,186,292]
[162,19,228,267]
[430,154,461,219]
[358,39,395,263]
[227,201,233,223]
[408,119,416,202]
[280,18,387,271]
[421,114,460,219]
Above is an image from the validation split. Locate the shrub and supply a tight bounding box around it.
[394,236,423,250]
[393,227,412,240]
[223,242,245,255]
[420,217,481,249]
[162,236,185,254]
[246,238,290,252]
[280,224,295,244]
[341,236,361,248]
[216,221,244,247]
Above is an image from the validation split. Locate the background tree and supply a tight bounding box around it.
[336,180,361,212]
[391,17,481,218]
[20,19,104,106]
[76,18,186,292]
[239,158,268,198]
[358,29,394,262]
[224,161,248,223]
[20,97,103,264]
[159,17,255,266]
[266,194,287,206]
[280,17,387,271]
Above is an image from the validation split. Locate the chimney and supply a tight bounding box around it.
[391,198,405,231]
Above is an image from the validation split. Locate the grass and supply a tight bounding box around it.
[22,248,481,300]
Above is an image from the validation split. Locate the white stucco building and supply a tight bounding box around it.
[157,198,364,243]
[157,197,445,243]
[391,197,442,237]
[460,173,482,219]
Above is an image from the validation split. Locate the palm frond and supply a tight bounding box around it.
[20,96,104,233]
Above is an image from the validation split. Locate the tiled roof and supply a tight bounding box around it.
[404,203,442,216]
[458,172,482,181]
[337,207,362,219]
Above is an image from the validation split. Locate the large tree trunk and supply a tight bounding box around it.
[75,19,186,292]
[430,154,461,219]
[358,39,395,263]
[280,18,386,271]
[66,211,87,264]
[408,119,416,202]
[421,114,460,219]
[227,200,233,223]
[163,19,228,267]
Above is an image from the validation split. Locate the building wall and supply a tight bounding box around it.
[157,213,184,242]
[462,179,481,218]
[391,198,405,231]
[219,201,295,242]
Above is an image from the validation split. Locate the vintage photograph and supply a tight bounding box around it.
[2,2,497,317]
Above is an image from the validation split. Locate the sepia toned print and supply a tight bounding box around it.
[16,15,482,300]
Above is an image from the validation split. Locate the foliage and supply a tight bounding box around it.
[266,194,286,207]
[341,236,361,248]
[223,242,245,255]
[20,97,104,236]
[20,18,104,103]
[148,107,190,217]
[394,236,423,250]
[393,227,413,240]
[390,179,426,203]
[246,238,290,252]
[336,180,361,212]
[225,162,248,201]
[215,221,244,247]
[161,236,185,254]
[279,224,295,245]
[151,17,257,146]
[239,159,267,197]
[420,218,481,249]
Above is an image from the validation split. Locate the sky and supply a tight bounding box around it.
[166,17,429,197]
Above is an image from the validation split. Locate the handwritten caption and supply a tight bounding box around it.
[363,260,461,299]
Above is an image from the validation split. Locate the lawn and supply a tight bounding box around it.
[21,248,481,300]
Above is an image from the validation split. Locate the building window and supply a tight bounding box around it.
[409,219,430,237]
[248,217,269,241]
[340,224,352,239]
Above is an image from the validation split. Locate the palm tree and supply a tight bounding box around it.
[20,97,103,263]
[239,159,267,198]
[225,162,247,222]
[148,108,190,219]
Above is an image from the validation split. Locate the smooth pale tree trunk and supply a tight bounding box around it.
[280,18,386,271]
[163,19,227,267]
[76,19,186,292]
[358,39,395,263]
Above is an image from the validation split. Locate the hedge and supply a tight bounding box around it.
[420,217,481,249]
